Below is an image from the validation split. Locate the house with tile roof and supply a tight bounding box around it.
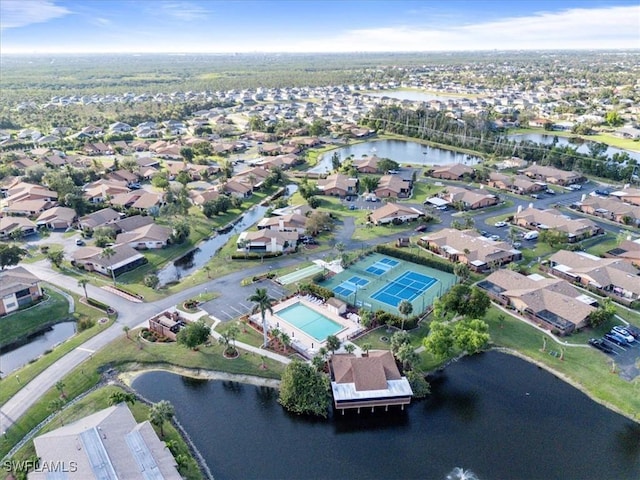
[236,229,298,253]
[578,196,640,227]
[317,174,358,198]
[0,267,42,316]
[115,223,172,249]
[369,203,423,225]
[35,206,77,230]
[0,216,37,238]
[513,207,601,242]
[374,175,412,198]
[477,269,597,335]
[419,228,521,272]
[439,186,498,210]
[71,245,147,277]
[548,250,640,302]
[329,351,413,413]
[428,163,474,180]
[520,164,584,186]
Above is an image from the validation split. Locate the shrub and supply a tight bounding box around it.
[77,317,96,332]
[300,282,334,300]
[87,297,109,311]
[376,244,454,273]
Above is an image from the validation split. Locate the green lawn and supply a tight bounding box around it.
[0,328,285,459]
[4,385,203,480]
[483,306,640,420]
[0,288,70,348]
[0,293,113,407]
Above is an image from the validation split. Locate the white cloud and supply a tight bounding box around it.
[297,5,640,52]
[159,1,210,21]
[0,0,71,30]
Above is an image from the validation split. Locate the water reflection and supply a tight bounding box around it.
[132,353,640,480]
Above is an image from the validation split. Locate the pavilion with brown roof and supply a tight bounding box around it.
[329,351,413,414]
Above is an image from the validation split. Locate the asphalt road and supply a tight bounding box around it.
[1,179,633,438]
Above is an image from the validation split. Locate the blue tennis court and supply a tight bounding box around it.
[365,257,400,276]
[332,276,370,297]
[371,271,437,307]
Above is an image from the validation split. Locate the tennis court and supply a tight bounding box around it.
[371,271,437,307]
[333,276,370,296]
[321,253,457,314]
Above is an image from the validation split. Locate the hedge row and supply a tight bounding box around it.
[231,252,283,260]
[300,283,334,301]
[375,245,455,273]
[87,297,109,311]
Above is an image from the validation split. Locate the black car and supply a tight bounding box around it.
[588,338,613,354]
[603,333,627,347]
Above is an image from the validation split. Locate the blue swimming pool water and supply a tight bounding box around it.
[276,302,343,341]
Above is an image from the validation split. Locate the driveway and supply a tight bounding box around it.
[200,279,288,321]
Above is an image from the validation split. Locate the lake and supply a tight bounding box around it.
[132,352,639,480]
[311,139,481,174]
[0,321,76,375]
[507,133,640,162]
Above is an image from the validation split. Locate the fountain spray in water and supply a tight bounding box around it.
[446,467,479,480]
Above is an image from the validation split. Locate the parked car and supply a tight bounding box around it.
[414,225,428,232]
[436,205,448,210]
[595,189,610,196]
[530,194,540,199]
[75,238,85,246]
[545,189,555,195]
[494,221,508,227]
[512,242,522,249]
[348,204,357,210]
[523,231,539,241]
[489,234,500,241]
[612,326,635,343]
[604,332,628,347]
[623,324,640,339]
[480,230,490,237]
[568,184,582,190]
[588,338,613,354]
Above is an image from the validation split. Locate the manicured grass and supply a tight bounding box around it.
[0,328,285,459]
[519,241,556,264]
[0,289,69,348]
[4,385,203,480]
[0,294,112,407]
[483,306,640,420]
[216,320,264,348]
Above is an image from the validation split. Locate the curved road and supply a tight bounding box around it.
[0,226,407,436]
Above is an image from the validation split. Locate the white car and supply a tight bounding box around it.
[494,221,507,227]
[612,326,635,343]
[489,234,500,241]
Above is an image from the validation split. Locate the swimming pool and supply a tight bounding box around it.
[276,302,343,342]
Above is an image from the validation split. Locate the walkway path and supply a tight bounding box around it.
[46,284,74,314]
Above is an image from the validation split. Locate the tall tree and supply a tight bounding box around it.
[176,320,210,350]
[278,360,331,417]
[398,299,413,330]
[149,400,175,438]
[78,278,89,300]
[108,391,137,406]
[0,244,27,269]
[248,288,274,348]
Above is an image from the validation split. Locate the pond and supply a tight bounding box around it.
[311,139,481,174]
[507,133,640,162]
[132,351,639,480]
[0,321,76,376]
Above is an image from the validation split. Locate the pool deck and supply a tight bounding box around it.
[258,296,364,357]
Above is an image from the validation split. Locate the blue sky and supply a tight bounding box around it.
[1,0,639,54]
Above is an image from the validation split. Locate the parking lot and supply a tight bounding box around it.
[200,278,288,322]
[593,328,640,381]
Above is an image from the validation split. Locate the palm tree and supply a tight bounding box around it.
[55,380,66,398]
[123,325,130,339]
[247,288,274,348]
[101,247,117,285]
[203,265,211,279]
[398,300,413,330]
[361,342,372,356]
[149,400,175,439]
[344,343,356,354]
[78,278,89,300]
[280,332,291,351]
[108,391,136,406]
